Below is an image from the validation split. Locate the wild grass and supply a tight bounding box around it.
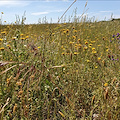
[0,9,120,120]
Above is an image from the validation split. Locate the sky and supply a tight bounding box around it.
[0,0,120,24]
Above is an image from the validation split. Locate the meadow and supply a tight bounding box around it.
[0,12,120,120]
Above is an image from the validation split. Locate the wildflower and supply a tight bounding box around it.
[69,41,74,44]
[63,31,66,34]
[87,60,90,62]
[78,44,82,48]
[112,34,115,37]
[84,46,88,50]
[61,45,63,49]
[74,52,79,55]
[72,27,75,29]
[92,48,95,51]
[66,29,69,33]
[0,38,3,41]
[98,57,101,60]
[25,36,29,39]
[16,81,22,86]
[7,77,12,86]
[95,66,98,69]
[92,50,97,54]
[91,41,96,43]
[104,83,108,87]
[1,31,6,34]
[73,30,77,33]
[12,37,16,40]
[37,46,41,49]
[73,36,76,39]
[0,47,4,51]
[6,45,11,49]
[62,52,65,55]
[20,34,24,36]
[52,33,55,36]
[21,38,25,40]
[89,44,92,47]
[1,12,4,14]
[116,33,119,37]
[85,41,88,44]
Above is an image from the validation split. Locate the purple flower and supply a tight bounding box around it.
[110,40,112,43]
[112,35,115,37]
[116,33,119,37]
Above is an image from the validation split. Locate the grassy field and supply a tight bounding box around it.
[0,15,120,120]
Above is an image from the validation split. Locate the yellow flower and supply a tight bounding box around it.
[84,46,88,50]
[66,29,69,33]
[69,41,74,44]
[21,38,25,40]
[61,45,63,49]
[12,37,16,40]
[16,81,22,86]
[37,46,41,49]
[104,83,108,87]
[62,52,65,55]
[98,57,101,60]
[92,48,95,50]
[63,31,66,34]
[72,36,76,39]
[87,60,90,62]
[95,66,98,69]
[20,34,24,36]
[73,30,77,33]
[52,33,55,36]
[74,52,79,55]
[92,51,97,54]
[1,31,6,34]
[0,47,4,51]
[85,41,88,44]
[0,38,3,41]
[6,45,11,49]
[25,36,29,39]
[89,44,92,47]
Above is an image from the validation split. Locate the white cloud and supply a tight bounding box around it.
[0,1,31,7]
[100,10,112,13]
[31,9,64,16]
[31,12,49,16]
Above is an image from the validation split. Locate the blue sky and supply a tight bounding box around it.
[0,0,120,24]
